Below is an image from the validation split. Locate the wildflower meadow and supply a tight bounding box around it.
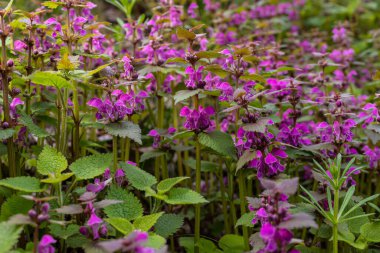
[0,0,379,252]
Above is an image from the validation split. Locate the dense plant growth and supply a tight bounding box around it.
[0,0,380,252]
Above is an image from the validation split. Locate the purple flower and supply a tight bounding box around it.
[38,235,56,253]
[185,66,205,89]
[188,3,198,18]
[332,26,348,43]
[14,40,28,51]
[87,211,103,240]
[10,97,24,119]
[114,169,125,186]
[180,106,215,132]
[358,103,379,127]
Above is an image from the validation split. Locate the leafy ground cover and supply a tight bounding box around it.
[0,0,380,252]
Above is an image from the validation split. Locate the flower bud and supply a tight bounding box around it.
[28,209,37,219]
[7,59,14,68]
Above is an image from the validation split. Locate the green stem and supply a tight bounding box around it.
[124,137,131,161]
[72,87,80,159]
[219,171,231,234]
[333,188,339,253]
[113,136,118,170]
[1,17,16,177]
[238,172,249,250]
[194,135,201,253]
[228,171,238,234]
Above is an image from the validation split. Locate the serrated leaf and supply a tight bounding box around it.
[360,221,380,242]
[198,130,237,160]
[236,150,257,171]
[49,224,80,240]
[0,195,33,221]
[235,212,255,228]
[19,111,50,138]
[176,27,196,40]
[218,234,245,252]
[204,64,229,78]
[157,177,189,194]
[120,162,157,191]
[279,212,317,229]
[104,186,143,220]
[37,146,68,176]
[55,204,83,215]
[154,214,184,238]
[139,151,165,163]
[242,118,271,133]
[165,188,208,205]
[133,212,163,231]
[174,89,200,104]
[104,121,142,145]
[0,177,43,192]
[0,129,15,140]
[105,218,134,235]
[69,153,113,180]
[0,222,23,253]
[240,74,266,83]
[30,71,73,89]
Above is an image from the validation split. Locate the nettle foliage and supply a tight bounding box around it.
[0,0,379,252]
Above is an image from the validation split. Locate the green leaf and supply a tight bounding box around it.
[0,129,15,140]
[165,188,208,205]
[83,61,116,77]
[242,118,271,133]
[133,212,163,231]
[41,173,74,184]
[69,153,113,180]
[157,177,189,194]
[37,146,68,176]
[196,51,222,59]
[240,74,266,83]
[42,1,65,9]
[154,214,184,238]
[49,224,80,240]
[146,233,166,249]
[235,212,255,228]
[0,222,23,253]
[174,89,200,104]
[0,177,43,192]
[198,130,237,160]
[105,121,142,145]
[218,234,245,253]
[236,150,256,171]
[166,57,188,64]
[29,71,73,89]
[176,27,196,40]
[140,151,165,163]
[204,64,229,78]
[104,186,143,220]
[184,158,219,172]
[121,162,157,191]
[19,112,50,138]
[360,221,380,242]
[0,195,33,221]
[105,217,134,235]
[179,237,222,253]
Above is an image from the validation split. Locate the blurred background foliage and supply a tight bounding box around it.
[2,0,380,77]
